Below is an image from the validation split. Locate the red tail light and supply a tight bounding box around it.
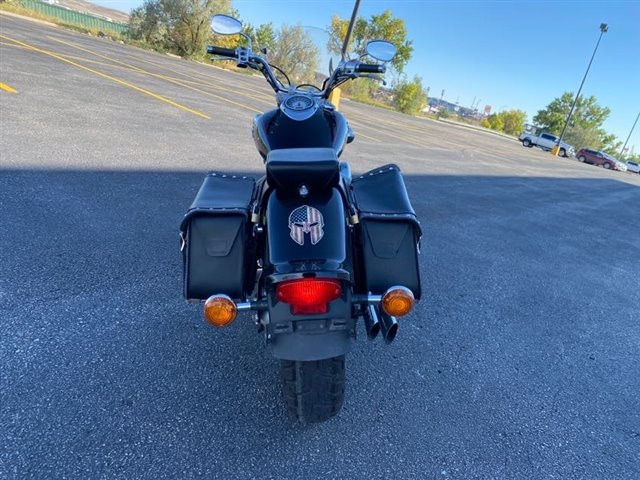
[276,278,342,315]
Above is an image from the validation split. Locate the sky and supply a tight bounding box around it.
[93,0,639,154]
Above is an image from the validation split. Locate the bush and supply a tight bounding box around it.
[395,75,427,115]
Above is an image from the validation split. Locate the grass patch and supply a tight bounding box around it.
[343,92,394,111]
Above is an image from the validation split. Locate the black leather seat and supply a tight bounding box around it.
[266,148,339,191]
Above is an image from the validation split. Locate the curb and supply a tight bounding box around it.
[432,117,518,141]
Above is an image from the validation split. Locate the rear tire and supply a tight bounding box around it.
[578,155,586,162]
[604,162,611,169]
[280,356,345,423]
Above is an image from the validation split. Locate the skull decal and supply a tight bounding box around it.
[288,205,324,246]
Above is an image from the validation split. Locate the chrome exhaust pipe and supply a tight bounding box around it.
[379,310,398,344]
[363,304,380,340]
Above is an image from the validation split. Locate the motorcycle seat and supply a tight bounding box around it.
[266,148,339,191]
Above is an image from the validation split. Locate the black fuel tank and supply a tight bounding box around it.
[252,109,350,160]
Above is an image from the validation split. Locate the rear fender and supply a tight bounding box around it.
[266,188,347,274]
[264,188,355,361]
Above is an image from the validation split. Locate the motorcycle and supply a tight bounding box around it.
[180,13,422,423]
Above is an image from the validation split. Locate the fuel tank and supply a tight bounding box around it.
[252,109,350,160]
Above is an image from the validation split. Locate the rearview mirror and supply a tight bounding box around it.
[211,14,242,35]
[365,40,396,62]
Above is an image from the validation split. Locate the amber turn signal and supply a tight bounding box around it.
[203,294,237,327]
[381,286,415,317]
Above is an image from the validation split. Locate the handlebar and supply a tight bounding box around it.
[206,44,386,97]
[206,46,237,57]
[355,63,385,74]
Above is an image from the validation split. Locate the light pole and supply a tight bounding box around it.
[619,111,639,159]
[552,23,608,156]
[437,89,445,118]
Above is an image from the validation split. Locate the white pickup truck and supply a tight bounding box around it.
[518,131,575,157]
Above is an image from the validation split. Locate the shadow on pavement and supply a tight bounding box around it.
[1,169,638,479]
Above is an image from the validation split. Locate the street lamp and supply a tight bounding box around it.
[552,23,608,156]
[619,111,639,159]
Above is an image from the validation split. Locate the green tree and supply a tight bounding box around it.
[533,92,624,153]
[481,113,504,132]
[129,0,169,49]
[340,77,378,102]
[328,10,413,74]
[267,25,320,85]
[481,110,526,136]
[395,75,427,115]
[563,123,602,151]
[128,0,232,57]
[240,22,276,51]
[533,92,611,133]
[598,133,623,157]
[499,109,527,136]
[254,22,276,53]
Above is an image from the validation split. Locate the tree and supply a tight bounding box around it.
[481,113,504,132]
[339,77,377,102]
[532,92,620,151]
[563,123,601,151]
[129,0,169,49]
[267,25,320,85]
[481,114,501,132]
[128,0,232,57]
[395,75,427,115]
[533,92,610,134]
[328,10,413,74]
[480,110,525,135]
[533,92,623,153]
[499,109,527,136]
[597,131,622,157]
[253,22,276,53]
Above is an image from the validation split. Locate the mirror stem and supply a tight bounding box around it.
[239,32,252,50]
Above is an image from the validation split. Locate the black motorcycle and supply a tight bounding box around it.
[180,14,421,423]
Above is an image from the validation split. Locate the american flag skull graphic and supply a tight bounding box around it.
[288,205,324,246]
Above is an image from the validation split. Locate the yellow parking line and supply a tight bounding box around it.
[0,34,209,119]
[1,41,146,74]
[121,52,277,105]
[347,117,427,148]
[0,82,17,93]
[48,36,264,113]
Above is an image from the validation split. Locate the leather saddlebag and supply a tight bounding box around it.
[351,164,421,299]
[180,173,256,301]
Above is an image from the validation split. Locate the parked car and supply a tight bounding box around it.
[518,131,575,157]
[625,160,640,174]
[576,149,626,171]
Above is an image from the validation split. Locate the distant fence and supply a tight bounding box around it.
[20,0,129,35]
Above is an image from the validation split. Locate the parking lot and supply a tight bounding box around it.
[1,14,639,479]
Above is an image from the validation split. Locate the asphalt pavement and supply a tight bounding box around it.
[1,14,639,480]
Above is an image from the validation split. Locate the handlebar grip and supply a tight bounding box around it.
[356,63,385,74]
[206,46,237,57]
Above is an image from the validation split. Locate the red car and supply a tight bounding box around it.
[576,149,622,170]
